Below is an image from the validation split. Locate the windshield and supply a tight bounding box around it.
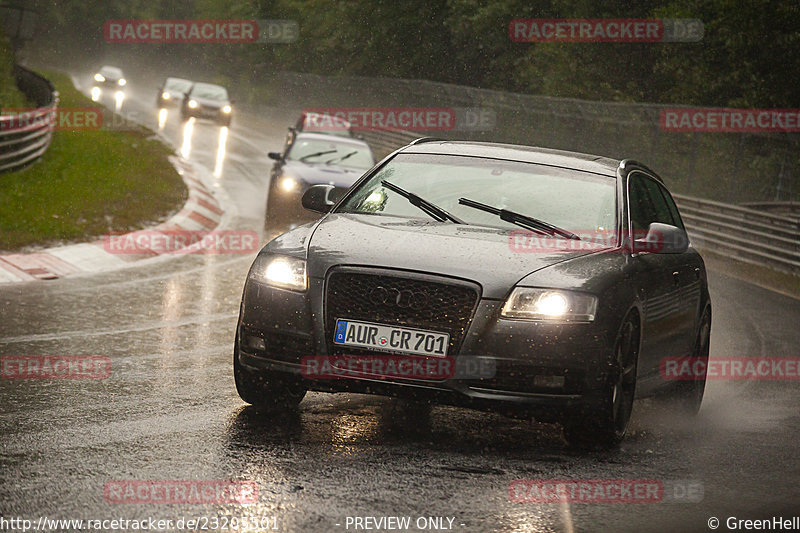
[287,138,374,170]
[189,83,228,100]
[338,153,616,233]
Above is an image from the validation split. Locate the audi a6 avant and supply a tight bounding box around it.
[235,139,711,447]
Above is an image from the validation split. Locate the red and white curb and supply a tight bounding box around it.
[0,156,225,283]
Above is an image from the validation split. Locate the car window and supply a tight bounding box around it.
[655,183,686,231]
[339,153,617,234]
[628,173,675,233]
[190,84,228,100]
[287,138,374,170]
[100,66,122,77]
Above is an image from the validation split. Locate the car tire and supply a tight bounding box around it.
[672,307,710,415]
[233,336,307,410]
[564,311,640,449]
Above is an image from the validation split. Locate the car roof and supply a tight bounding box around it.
[294,132,371,150]
[99,66,123,75]
[165,77,191,84]
[400,140,620,177]
[190,82,227,91]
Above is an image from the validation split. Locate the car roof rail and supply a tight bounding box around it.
[618,159,663,182]
[409,137,447,145]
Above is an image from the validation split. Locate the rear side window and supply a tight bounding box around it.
[654,183,686,231]
[628,173,675,232]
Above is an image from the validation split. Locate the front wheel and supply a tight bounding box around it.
[234,337,306,410]
[564,312,640,449]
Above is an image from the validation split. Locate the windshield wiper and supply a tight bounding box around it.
[325,150,358,165]
[381,180,465,224]
[458,198,580,240]
[299,149,337,162]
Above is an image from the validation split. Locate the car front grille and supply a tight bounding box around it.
[324,268,480,357]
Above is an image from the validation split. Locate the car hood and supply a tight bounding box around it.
[283,160,368,188]
[306,214,601,299]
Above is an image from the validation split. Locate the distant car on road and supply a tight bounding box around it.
[180,82,233,126]
[157,77,192,108]
[235,139,711,449]
[92,66,126,91]
[265,132,375,230]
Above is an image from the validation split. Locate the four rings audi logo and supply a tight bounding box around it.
[369,286,428,310]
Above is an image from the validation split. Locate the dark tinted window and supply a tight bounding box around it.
[628,173,675,233]
[655,184,686,231]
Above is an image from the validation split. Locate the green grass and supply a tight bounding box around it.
[0,70,187,251]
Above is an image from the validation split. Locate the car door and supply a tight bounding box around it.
[627,172,692,386]
[652,180,704,359]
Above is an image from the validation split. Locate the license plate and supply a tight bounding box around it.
[334,319,449,357]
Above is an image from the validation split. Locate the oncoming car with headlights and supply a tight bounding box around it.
[91,65,126,102]
[265,132,375,230]
[235,139,711,448]
[157,77,192,108]
[180,82,233,126]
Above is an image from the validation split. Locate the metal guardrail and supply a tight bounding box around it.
[358,128,800,276]
[0,65,58,172]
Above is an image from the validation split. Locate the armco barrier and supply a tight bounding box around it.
[357,129,800,276]
[0,65,58,172]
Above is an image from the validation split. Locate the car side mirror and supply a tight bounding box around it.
[268,152,284,161]
[302,184,337,213]
[633,223,689,254]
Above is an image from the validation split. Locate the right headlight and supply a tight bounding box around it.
[248,254,307,291]
[501,288,598,322]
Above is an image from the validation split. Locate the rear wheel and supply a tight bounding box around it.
[564,312,640,449]
[234,336,306,410]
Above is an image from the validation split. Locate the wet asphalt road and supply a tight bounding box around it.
[1,72,800,533]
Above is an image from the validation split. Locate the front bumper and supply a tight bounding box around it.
[236,273,614,421]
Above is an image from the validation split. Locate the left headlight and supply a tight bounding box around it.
[118,78,126,86]
[501,288,598,322]
[249,254,307,291]
[222,105,232,114]
[188,99,198,108]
